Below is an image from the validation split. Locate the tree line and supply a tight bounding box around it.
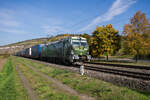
[81,11,150,61]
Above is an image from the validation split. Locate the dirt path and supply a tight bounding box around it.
[15,64,39,100]
[0,59,7,72]
[23,62,95,100]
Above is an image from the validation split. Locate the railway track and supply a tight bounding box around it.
[22,57,150,80]
[77,62,150,80]
[85,62,150,70]
[82,64,150,80]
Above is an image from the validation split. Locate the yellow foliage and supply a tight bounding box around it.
[91,24,120,57]
[123,11,150,58]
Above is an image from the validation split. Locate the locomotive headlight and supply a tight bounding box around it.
[71,50,74,55]
[87,55,91,60]
[84,48,88,50]
[86,52,89,55]
[74,55,79,59]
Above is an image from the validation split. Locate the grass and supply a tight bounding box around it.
[14,57,79,100]
[0,58,28,100]
[17,57,150,100]
[0,55,10,59]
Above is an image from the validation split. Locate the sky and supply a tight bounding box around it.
[0,0,150,46]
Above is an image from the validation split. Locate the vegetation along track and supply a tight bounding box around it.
[24,57,150,80]
[82,63,150,80]
[21,57,150,92]
[18,58,95,100]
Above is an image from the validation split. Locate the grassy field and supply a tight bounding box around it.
[0,55,9,59]
[0,56,150,100]
[14,57,79,100]
[16,56,150,100]
[0,58,28,100]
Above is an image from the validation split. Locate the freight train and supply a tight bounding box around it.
[16,36,91,64]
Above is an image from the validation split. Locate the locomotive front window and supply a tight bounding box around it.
[81,42,88,46]
[72,42,80,46]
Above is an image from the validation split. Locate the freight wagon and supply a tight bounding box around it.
[31,44,44,59]
[16,44,43,59]
[24,48,31,57]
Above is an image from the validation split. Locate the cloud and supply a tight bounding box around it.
[0,9,14,19]
[0,20,20,27]
[42,25,62,34]
[41,18,70,35]
[40,17,65,35]
[0,28,27,34]
[0,9,26,34]
[0,9,21,27]
[79,0,136,32]
[42,25,70,35]
[45,18,63,25]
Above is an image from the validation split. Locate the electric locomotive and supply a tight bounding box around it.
[41,36,91,64]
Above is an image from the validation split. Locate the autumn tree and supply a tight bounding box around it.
[143,22,150,56]
[123,11,150,61]
[92,24,120,60]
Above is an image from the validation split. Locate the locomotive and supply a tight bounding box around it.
[16,36,91,64]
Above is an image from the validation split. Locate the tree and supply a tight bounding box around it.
[123,11,150,61]
[92,24,120,60]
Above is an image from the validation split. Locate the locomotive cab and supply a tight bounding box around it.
[70,36,91,62]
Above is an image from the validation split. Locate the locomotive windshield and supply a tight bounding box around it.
[72,41,88,47]
[72,37,88,47]
[81,42,88,46]
[72,42,80,46]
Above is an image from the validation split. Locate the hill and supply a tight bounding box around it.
[0,34,73,54]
